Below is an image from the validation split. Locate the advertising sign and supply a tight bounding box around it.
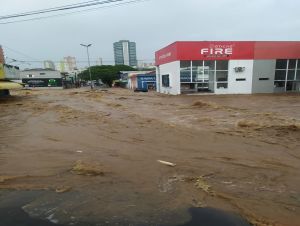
[22,78,62,87]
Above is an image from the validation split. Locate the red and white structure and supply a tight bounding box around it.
[155,41,300,95]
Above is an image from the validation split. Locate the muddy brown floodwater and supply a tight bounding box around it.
[0,88,299,226]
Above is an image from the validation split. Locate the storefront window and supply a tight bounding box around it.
[204,61,215,70]
[288,59,297,69]
[216,61,228,70]
[275,70,286,80]
[217,83,228,89]
[274,59,300,90]
[192,61,204,82]
[181,60,229,91]
[216,71,228,82]
[274,81,285,87]
[287,70,296,80]
[216,60,228,89]
[296,70,300,80]
[276,60,287,69]
[180,61,191,82]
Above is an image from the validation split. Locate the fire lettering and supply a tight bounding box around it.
[201,48,233,55]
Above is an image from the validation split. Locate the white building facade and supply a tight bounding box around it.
[20,69,63,88]
[155,41,300,95]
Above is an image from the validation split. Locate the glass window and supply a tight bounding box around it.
[216,61,228,70]
[276,60,287,69]
[192,61,204,82]
[274,81,285,87]
[286,81,296,91]
[162,74,170,87]
[236,78,246,81]
[287,70,296,80]
[204,61,215,70]
[275,70,286,80]
[217,83,228,89]
[216,71,228,82]
[288,59,297,69]
[208,70,215,82]
[180,61,191,82]
[296,70,300,80]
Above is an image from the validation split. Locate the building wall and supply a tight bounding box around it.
[21,70,62,88]
[122,42,130,66]
[217,60,253,94]
[63,56,77,72]
[252,60,276,93]
[4,65,20,80]
[157,61,180,95]
[128,42,137,67]
[20,70,61,79]
[114,42,123,65]
[137,75,156,90]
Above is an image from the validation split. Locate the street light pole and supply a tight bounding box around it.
[80,43,93,89]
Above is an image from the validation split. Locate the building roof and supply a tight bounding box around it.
[155,41,300,65]
[23,68,57,72]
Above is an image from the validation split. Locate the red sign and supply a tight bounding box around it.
[155,41,300,65]
[155,42,178,65]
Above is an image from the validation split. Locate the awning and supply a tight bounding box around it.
[0,81,23,90]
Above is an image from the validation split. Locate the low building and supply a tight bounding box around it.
[155,41,300,95]
[128,71,156,91]
[119,71,152,88]
[20,68,63,88]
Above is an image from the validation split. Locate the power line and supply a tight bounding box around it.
[0,0,148,25]
[0,0,123,20]
[2,45,39,61]
[0,0,150,25]
[0,0,101,19]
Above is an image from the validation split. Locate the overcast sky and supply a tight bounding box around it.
[1,0,300,68]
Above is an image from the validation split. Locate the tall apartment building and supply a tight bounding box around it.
[113,40,137,67]
[63,56,77,72]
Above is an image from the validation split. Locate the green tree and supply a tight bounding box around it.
[78,65,136,87]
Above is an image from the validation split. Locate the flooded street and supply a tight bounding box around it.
[0,88,299,226]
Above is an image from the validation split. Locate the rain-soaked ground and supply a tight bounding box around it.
[0,88,299,226]
[0,191,250,226]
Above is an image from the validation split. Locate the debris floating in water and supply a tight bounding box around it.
[157,160,176,167]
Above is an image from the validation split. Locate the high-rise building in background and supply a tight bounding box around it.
[56,61,67,72]
[63,56,77,72]
[96,57,103,66]
[113,40,137,67]
[44,60,56,70]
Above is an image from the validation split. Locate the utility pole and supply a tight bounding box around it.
[80,44,93,89]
